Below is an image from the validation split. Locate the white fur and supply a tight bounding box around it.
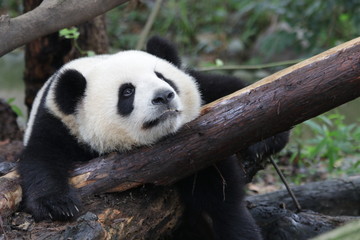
[25,50,201,154]
[23,78,52,146]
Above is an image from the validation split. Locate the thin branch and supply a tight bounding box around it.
[269,156,302,212]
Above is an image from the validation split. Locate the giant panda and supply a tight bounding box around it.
[19,36,289,240]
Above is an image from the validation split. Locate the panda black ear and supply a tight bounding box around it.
[146,36,182,67]
[54,69,87,115]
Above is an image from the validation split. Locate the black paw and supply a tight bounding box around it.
[240,131,290,162]
[25,190,81,222]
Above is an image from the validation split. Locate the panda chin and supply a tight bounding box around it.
[142,109,180,130]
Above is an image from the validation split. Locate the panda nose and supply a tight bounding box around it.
[152,90,175,105]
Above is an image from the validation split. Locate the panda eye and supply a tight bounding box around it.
[122,86,135,97]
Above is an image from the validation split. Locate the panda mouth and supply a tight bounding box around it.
[142,109,180,129]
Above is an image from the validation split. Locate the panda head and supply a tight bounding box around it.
[45,37,201,153]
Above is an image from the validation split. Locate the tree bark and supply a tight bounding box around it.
[312,220,360,240]
[23,0,109,113]
[4,187,183,240]
[249,205,359,240]
[247,176,360,216]
[0,0,129,56]
[1,149,359,240]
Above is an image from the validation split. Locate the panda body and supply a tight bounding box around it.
[20,37,289,240]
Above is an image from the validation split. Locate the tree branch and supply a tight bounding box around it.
[0,0,129,56]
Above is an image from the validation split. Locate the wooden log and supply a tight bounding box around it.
[247,176,360,216]
[4,187,182,240]
[1,145,360,239]
[3,174,359,239]
[311,219,360,240]
[249,205,359,240]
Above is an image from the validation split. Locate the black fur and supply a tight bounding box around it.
[175,156,263,240]
[146,36,182,67]
[188,70,246,104]
[118,83,135,116]
[19,76,96,221]
[155,71,180,94]
[54,69,87,115]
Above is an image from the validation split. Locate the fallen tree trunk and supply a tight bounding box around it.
[2,172,359,239]
[250,205,359,240]
[247,176,360,216]
[312,219,360,240]
[5,186,183,240]
[0,0,129,56]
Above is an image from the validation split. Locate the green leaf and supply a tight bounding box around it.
[6,98,15,104]
[59,27,80,40]
[304,119,322,134]
[339,13,349,23]
[11,105,24,117]
[86,51,96,57]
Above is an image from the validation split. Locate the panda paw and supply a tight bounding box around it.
[25,190,81,222]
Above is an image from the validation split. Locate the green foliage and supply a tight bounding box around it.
[59,27,80,40]
[59,27,95,57]
[232,0,360,60]
[106,0,360,64]
[289,113,360,175]
[6,98,24,118]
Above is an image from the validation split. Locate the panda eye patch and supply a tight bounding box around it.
[118,83,135,116]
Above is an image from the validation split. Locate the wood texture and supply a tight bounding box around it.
[247,176,360,216]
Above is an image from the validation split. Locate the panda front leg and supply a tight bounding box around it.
[177,156,262,240]
[239,131,290,164]
[19,149,81,221]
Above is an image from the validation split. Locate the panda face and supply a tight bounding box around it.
[46,50,201,153]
